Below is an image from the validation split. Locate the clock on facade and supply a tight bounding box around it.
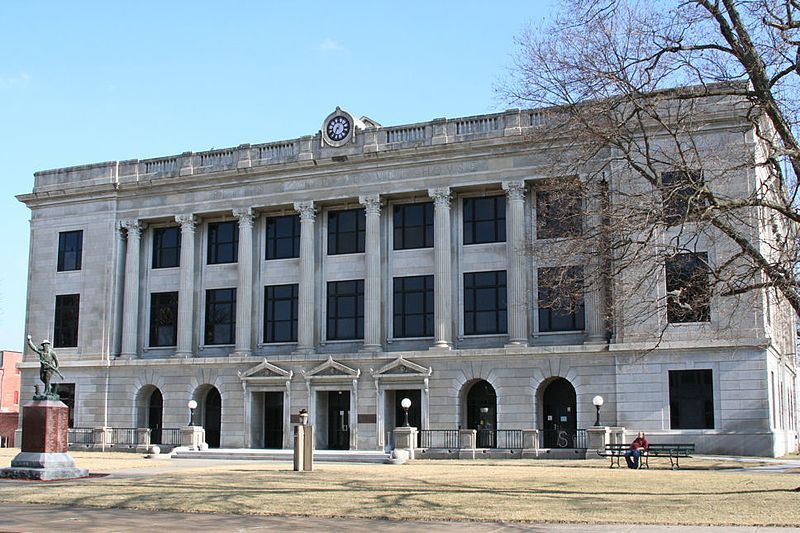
[321,107,356,147]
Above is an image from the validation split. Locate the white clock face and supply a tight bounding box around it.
[326,116,351,142]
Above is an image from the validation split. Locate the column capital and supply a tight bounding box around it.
[175,214,197,231]
[358,194,382,215]
[233,207,255,227]
[502,180,526,202]
[428,187,451,208]
[119,219,144,238]
[294,201,316,221]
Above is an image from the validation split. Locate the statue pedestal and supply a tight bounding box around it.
[0,400,88,481]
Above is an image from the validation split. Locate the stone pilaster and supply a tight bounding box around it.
[428,187,453,349]
[233,208,254,356]
[359,194,382,352]
[120,219,144,359]
[502,180,529,346]
[294,201,316,354]
[585,181,607,343]
[174,214,196,358]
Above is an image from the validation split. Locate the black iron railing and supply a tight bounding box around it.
[419,429,460,449]
[539,428,588,449]
[110,427,139,446]
[67,427,94,445]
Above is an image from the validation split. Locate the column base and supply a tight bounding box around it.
[231,350,252,358]
[505,340,529,348]
[360,344,382,353]
[584,336,608,345]
[292,347,316,356]
[118,352,137,360]
[175,351,193,359]
[428,343,452,351]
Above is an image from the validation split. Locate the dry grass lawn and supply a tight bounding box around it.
[0,448,798,526]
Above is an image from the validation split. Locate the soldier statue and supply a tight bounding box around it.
[26,335,64,400]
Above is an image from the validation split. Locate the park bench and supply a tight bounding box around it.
[598,443,695,469]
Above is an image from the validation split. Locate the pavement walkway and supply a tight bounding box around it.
[1,504,799,533]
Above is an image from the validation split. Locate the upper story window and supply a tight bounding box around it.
[152,226,181,269]
[661,170,704,225]
[54,294,80,348]
[264,284,298,343]
[266,214,301,260]
[149,292,178,347]
[57,230,83,272]
[463,196,506,245]
[536,190,582,239]
[205,288,236,345]
[393,202,434,250]
[538,266,585,332]
[393,275,434,338]
[327,279,364,340]
[328,208,365,255]
[463,270,507,335]
[665,252,710,323]
[207,221,239,265]
[669,369,714,429]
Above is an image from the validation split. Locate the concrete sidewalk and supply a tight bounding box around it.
[0,504,798,533]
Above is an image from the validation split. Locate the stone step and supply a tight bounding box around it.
[172,448,391,463]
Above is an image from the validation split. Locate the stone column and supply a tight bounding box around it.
[502,180,529,346]
[294,201,316,354]
[359,194,382,352]
[428,188,453,349]
[120,219,143,359]
[233,208,254,357]
[174,214,196,358]
[584,181,607,343]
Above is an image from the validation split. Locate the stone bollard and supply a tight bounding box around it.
[180,426,205,450]
[586,426,610,453]
[392,426,418,460]
[458,429,477,449]
[136,428,151,451]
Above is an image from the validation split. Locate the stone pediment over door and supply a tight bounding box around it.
[238,359,293,386]
[302,356,361,382]
[371,356,432,381]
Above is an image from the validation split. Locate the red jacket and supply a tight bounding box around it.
[630,437,648,450]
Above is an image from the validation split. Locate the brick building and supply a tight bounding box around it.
[0,350,21,446]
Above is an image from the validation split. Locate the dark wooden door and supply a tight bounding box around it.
[204,388,222,448]
[148,389,163,445]
[263,391,284,449]
[327,391,350,450]
[542,378,577,448]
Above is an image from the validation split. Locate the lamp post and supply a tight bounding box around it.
[299,408,309,426]
[592,395,604,426]
[401,397,411,427]
[188,399,198,426]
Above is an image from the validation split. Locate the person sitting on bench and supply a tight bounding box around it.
[625,432,648,469]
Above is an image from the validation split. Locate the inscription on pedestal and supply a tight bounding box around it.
[21,400,69,453]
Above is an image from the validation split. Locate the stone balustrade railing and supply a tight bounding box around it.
[31,108,560,191]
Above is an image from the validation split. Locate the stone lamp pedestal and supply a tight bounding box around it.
[0,400,88,481]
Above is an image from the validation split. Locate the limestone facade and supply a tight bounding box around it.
[16,99,798,456]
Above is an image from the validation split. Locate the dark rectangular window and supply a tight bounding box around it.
[152,226,181,269]
[328,209,366,255]
[463,196,506,245]
[538,266,585,332]
[207,221,239,264]
[661,170,704,225]
[669,369,714,429]
[393,202,434,250]
[149,292,178,347]
[536,190,582,239]
[264,284,299,343]
[265,215,301,260]
[53,383,75,428]
[464,270,507,335]
[666,252,710,323]
[205,288,236,345]
[54,294,80,348]
[57,230,83,271]
[393,275,434,338]
[327,280,364,340]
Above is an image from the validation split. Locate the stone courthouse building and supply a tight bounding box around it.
[16,93,798,457]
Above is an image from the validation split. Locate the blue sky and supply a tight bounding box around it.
[0,1,552,351]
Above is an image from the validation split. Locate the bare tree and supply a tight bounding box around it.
[500,0,800,344]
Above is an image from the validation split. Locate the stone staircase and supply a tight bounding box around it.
[171,448,391,464]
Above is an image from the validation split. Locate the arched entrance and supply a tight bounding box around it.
[203,387,222,448]
[147,388,163,445]
[541,378,577,448]
[466,380,497,448]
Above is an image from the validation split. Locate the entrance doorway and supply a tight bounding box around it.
[393,389,421,429]
[327,391,350,450]
[466,380,497,448]
[204,387,222,448]
[541,378,577,448]
[148,388,163,445]
[263,391,284,449]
